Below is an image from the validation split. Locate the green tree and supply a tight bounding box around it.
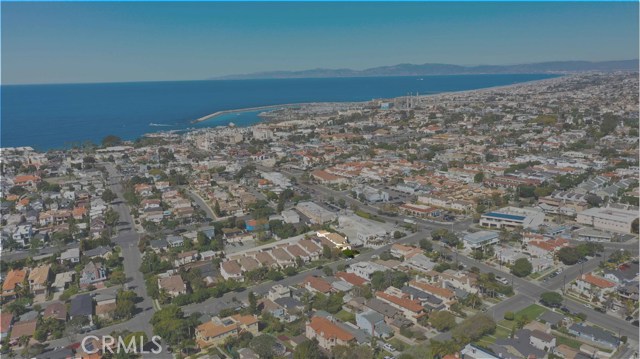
[540,292,563,307]
[556,247,580,265]
[249,334,276,359]
[474,172,485,183]
[248,291,258,315]
[419,238,433,252]
[511,258,533,277]
[293,339,325,359]
[101,189,117,203]
[429,311,457,332]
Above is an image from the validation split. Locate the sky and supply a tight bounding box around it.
[1,2,638,84]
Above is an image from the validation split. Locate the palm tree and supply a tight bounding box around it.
[464,293,482,309]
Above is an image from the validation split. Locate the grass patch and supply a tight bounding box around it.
[515,304,547,322]
[495,325,511,339]
[335,310,355,324]
[555,334,583,349]
[529,272,542,279]
[355,210,385,223]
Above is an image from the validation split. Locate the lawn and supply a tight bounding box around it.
[555,334,583,349]
[515,304,547,322]
[387,338,407,351]
[335,309,356,324]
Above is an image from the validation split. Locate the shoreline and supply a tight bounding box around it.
[190,74,565,125]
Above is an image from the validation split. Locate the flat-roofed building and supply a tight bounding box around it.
[296,201,337,224]
[480,206,545,230]
[576,206,639,234]
[463,231,500,249]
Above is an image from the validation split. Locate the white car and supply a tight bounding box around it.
[383,343,396,352]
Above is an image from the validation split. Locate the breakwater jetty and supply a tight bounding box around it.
[191,103,309,124]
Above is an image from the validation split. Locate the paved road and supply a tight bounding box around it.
[44,163,172,358]
[182,230,429,317]
[186,189,215,221]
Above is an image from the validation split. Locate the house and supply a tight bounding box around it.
[237,256,261,272]
[196,314,259,349]
[298,239,322,260]
[174,250,199,267]
[59,247,80,263]
[220,260,244,281]
[568,323,619,349]
[375,288,425,323]
[28,264,51,296]
[9,319,37,343]
[0,312,13,339]
[69,294,93,320]
[166,235,185,248]
[268,284,292,302]
[95,294,117,320]
[573,273,616,301]
[390,244,422,259]
[285,244,311,262]
[158,275,187,298]
[335,271,367,287]
[254,251,278,268]
[355,309,392,338]
[12,225,33,246]
[305,316,355,350]
[43,302,67,322]
[271,248,295,268]
[316,230,349,250]
[303,276,333,294]
[530,329,556,351]
[603,262,639,284]
[149,238,169,253]
[346,261,388,280]
[52,271,75,294]
[2,269,27,299]
[83,246,112,260]
[79,261,107,288]
[281,210,300,224]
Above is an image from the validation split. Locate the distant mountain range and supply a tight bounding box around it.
[212,59,639,80]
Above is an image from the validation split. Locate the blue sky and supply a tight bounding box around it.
[2,2,638,84]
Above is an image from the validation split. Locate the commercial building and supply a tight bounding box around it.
[480,207,545,230]
[576,206,639,234]
[295,201,337,224]
[462,231,500,249]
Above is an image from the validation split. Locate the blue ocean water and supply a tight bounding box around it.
[1,74,556,150]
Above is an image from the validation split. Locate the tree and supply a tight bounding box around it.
[452,314,496,342]
[293,339,325,359]
[429,311,457,332]
[474,172,485,183]
[323,267,334,276]
[101,189,117,203]
[511,258,533,277]
[213,200,222,217]
[504,311,515,321]
[248,291,258,315]
[540,292,563,308]
[110,270,127,286]
[114,290,137,320]
[556,247,580,265]
[419,238,433,252]
[102,135,122,147]
[322,245,332,259]
[249,334,276,359]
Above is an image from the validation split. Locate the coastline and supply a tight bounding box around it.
[190,74,564,125]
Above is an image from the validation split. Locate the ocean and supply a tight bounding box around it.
[1,74,557,150]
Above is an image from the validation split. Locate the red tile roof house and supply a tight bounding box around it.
[305,316,355,350]
[573,273,617,302]
[2,269,28,300]
[220,260,244,281]
[303,276,333,295]
[335,272,367,287]
[409,280,457,308]
[375,288,426,324]
[0,312,13,340]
